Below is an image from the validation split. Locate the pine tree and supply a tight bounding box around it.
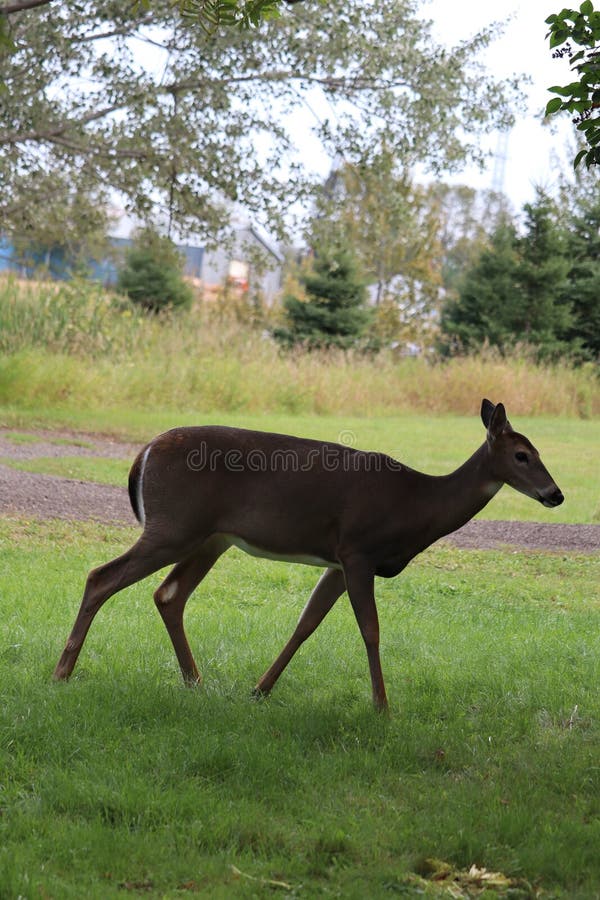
[117,228,193,313]
[564,199,600,360]
[513,192,572,355]
[274,242,371,350]
[439,191,573,358]
[439,222,520,354]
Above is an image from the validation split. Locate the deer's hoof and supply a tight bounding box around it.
[251,684,270,702]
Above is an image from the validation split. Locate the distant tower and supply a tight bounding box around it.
[491,130,510,195]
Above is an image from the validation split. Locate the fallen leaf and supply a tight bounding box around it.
[230,864,293,891]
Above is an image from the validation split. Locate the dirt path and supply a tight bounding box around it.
[0,428,598,552]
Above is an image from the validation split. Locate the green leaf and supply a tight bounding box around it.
[571,98,593,110]
[580,0,593,15]
[573,148,588,167]
[545,96,564,115]
[552,82,588,96]
[550,28,570,47]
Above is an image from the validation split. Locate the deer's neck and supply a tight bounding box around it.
[425,442,502,541]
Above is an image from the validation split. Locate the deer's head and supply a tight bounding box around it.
[481,399,564,508]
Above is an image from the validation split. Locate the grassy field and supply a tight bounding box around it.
[0,517,599,898]
[0,454,130,486]
[0,279,599,896]
[0,276,598,419]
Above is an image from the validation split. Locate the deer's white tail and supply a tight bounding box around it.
[128,443,152,525]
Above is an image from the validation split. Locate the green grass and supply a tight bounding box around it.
[2,430,94,448]
[1,412,598,523]
[0,518,599,898]
[2,430,45,445]
[0,455,130,486]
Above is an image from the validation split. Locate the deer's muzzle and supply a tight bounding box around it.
[537,487,564,508]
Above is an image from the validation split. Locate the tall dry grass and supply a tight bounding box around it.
[0,276,597,417]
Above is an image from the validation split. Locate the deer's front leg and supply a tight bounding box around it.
[254,566,346,697]
[342,558,388,711]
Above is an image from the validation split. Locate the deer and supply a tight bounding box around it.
[53,399,564,709]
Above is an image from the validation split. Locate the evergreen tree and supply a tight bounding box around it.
[117,228,194,313]
[564,199,600,360]
[513,192,572,353]
[439,222,520,354]
[439,192,573,358]
[274,242,371,350]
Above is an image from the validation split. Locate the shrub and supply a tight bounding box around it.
[274,241,371,350]
[117,227,194,312]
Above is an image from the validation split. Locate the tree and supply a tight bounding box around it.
[8,173,110,272]
[514,192,573,350]
[274,240,370,349]
[563,197,600,359]
[439,191,573,358]
[432,183,512,300]
[310,150,446,349]
[545,2,600,168]
[313,150,442,301]
[117,227,194,311]
[0,0,520,249]
[439,221,521,354]
[165,0,303,32]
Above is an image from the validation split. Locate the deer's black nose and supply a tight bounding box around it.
[541,487,564,508]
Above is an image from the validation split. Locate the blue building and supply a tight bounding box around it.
[0,235,204,285]
[0,221,283,303]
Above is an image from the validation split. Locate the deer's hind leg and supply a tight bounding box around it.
[54,534,180,681]
[153,534,230,684]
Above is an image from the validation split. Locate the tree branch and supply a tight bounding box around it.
[165,71,406,95]
[0,103,125,146]
[0,0,54,14]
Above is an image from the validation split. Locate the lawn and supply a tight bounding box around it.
[0,517,599,898]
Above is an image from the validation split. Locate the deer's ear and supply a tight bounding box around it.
[487,402,513,440]
[481,398,495,429]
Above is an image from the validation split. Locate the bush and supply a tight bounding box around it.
[117,227,194,312]
[274,241,371,350]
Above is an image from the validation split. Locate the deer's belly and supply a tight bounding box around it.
[223,534,339,569]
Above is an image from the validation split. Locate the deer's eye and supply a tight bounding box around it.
[515,451,529,464]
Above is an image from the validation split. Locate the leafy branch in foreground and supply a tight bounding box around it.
[135,0,303,32]
[545,1,600,168]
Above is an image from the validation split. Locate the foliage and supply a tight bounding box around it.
[439,222,520,354]
[311,150,443,350]
[0,278,598,418]
[433,183,512,300]
[117,228,194,312]
[513,193,573,348]
[6,174,110,273]
[0,0,520,246]
[546,1,600,168]
[274,241,371,349]
[171,0,296,32]
[556,165,600,359]
[440,191,574,360]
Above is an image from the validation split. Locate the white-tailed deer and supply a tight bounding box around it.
[54,399,563,709]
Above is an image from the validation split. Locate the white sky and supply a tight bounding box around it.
[425,0,574,211]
